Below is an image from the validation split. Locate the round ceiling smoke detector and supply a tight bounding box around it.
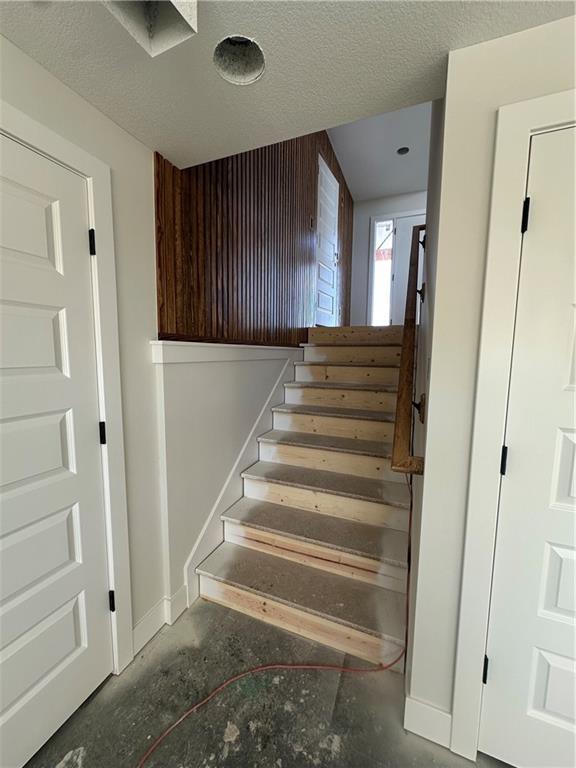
[213,36,265,85]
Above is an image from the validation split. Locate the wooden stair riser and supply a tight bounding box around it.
[285,386,397,412]
[308,326,403,345]
[295,364,400,386]
[200,575,404,667]
[258,441,404,483]
[243,477,409,531]
[224,521,407,593]
[273,410,395,441]
[303,346,401,365]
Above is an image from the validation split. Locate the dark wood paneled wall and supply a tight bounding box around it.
[155,131,353,346]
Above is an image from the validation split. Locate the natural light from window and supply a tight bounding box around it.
[371,219,393,326]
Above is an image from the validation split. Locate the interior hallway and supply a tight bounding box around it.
[25,602,509,768]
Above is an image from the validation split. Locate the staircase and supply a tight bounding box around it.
[196,325,409,666]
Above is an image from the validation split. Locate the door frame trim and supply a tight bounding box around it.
[0,101,134,673]
[450,89,576,760]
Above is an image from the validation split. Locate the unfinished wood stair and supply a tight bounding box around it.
[197,325,409,665]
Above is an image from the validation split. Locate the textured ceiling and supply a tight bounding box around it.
[0,1,573,168]
[329,102,432,201]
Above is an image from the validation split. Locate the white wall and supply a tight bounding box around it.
[0,37,163,629]
[407,15,575,742]
[405,98,445,696]
[350,191,427,325]
[147,342,303,651]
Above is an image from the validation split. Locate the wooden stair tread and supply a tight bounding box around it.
[301,342,402,348]
[222,497,408,566]
[272,403,395,422]
[197,542,405,640]
[285,381,397,392]
[258,430,392,458]
[294,361,400,369]
[242,462,410,508]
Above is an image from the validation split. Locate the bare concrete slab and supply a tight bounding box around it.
[24,601,509,768]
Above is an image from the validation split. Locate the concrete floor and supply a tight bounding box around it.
[26,601,509,768]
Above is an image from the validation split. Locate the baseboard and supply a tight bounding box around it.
[166,583,188,624]
[132,597,166,655]
[132,585,189,653]
[183,354,300,600]
[404,695,453,749]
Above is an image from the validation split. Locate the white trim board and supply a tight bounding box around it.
[0,100,134,673]
[404,696,452,749]
[150,340,301,364]
[132,584,188,654]
[450,89,576,761]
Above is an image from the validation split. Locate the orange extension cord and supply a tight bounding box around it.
[136,475,414,768]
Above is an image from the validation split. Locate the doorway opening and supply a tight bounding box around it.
[370,218,394,325]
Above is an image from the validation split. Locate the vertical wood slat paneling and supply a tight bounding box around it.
[154,129,353,346]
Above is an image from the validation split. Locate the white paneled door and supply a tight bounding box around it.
[390,213,426,326]
[479,126,576,766]
[0,136,113,767]
[315,156,340,327]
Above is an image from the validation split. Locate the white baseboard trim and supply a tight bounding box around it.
[132,598,166,655]
[166,583,188,625]
[132,585,189,653]
[404,695,453,749]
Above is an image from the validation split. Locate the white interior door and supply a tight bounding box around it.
[0,135,113,767]
[479,126,575,767]
[390,213,426,326]
[315,156,340,327]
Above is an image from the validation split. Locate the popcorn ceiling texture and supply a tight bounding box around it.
[0,1,572,168]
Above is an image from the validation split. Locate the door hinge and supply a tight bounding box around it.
[482,655,489,684]
[500,445,508,476]
[88,228,96,255]
[109,590,116,612]
[99,421,107,445]
[521,197,530,234]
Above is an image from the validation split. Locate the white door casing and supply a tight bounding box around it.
[315,156,340,327]
[450,90,576,763]
[0,104,132,766]
[390,213,426,326]
[479,125,575,768]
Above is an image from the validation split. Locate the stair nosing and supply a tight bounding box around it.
[257,430,392,458]
[222,502,408,568]
[272,404,396,422]
[294,361,400,368]
[285,381,397,392]
[300,342,402,348]
[197,543,405,641]
[241,462,410,508]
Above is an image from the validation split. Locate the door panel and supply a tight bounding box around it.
[390,213,425,325]
[479,126,575,767]
[315,156,340,327]
[0,135,112,767]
